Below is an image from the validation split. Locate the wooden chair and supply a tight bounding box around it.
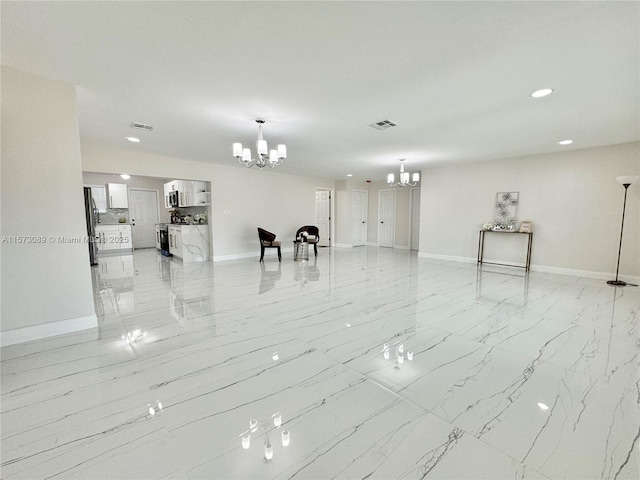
[295,225,320,257]
[258,227,281,262]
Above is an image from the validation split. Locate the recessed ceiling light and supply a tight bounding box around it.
[537,402,550,410]
[347,174,353,177]
[126,137,141,143]
[558,139,573,145]
[530,88,553,98]
[120,174,131,180]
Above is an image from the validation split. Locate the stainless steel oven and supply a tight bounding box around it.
[158,224,172,256]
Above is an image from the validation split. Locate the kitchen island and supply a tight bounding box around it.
[165,224,210,262]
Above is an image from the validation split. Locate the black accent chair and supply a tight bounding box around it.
[295,225,320,257]
[258,227,281,262]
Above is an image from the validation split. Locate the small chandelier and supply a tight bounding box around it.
[233,118,287,169]
[387,159,420,187]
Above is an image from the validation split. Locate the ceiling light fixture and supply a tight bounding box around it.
[120,174,131,180]
[387,159,420,187]
[233,118,287,169]
[126,137,141,143]
[558,139,573,145]
[530,88,553,98]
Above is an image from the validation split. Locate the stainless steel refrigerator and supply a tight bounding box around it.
[84,187,99,265]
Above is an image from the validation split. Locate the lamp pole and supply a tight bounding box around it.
[607,176,638,286]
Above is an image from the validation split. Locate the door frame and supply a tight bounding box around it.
[315,187,334,247]
[378,188,396,248]
[128,188,160,249]
[351,188,368,247]
[409,187,421,251]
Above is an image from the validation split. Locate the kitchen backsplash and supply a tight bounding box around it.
[99,208,129,224]
[170,206,208,224]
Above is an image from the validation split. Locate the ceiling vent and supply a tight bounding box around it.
[131,122,154,131]
[369,119,397,130]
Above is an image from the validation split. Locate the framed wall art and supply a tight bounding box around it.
[494,192,519,228]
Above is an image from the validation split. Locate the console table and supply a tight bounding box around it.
[477,230,533,271]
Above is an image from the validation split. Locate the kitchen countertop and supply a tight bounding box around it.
[168,223,208,226]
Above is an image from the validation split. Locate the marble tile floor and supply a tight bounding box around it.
[1,247,638,479]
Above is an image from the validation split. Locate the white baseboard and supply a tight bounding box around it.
[531,264,639,284]
[394,244,410,250]
[417,252,640,283]
[366,242,378,247]
[419,252,476,264]
[0,314,97,347]
[334,243,353,248]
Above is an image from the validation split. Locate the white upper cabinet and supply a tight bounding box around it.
[164,180,210,207]
[107,183,128,208]
[178,180,194,207]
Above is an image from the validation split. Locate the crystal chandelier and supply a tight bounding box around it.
[233,118,287,169]
[387,159,420,187]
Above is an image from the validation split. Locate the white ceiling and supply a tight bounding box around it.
[2,1,638,181]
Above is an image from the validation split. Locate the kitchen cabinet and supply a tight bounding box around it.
[119,225,132,249]
[96,224,133,253]
[164,180,210,207]
[107,183,128,208]
[178,180,193,207]
[168,225,183,259]
[167,225,209,262]
[96,225,120,252]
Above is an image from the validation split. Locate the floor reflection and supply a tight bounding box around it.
[293,257,319,287]
[259,261,282,294]
[476,264,529,308]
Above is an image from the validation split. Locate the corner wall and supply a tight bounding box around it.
[419,142,640,281]
[1,67,96,344]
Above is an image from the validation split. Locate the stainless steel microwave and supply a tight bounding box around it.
[168,190,179,207]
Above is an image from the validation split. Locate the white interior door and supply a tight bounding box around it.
[351,189,368,246]
[315,190,331,247]
[129,189,159,248]
[410,188,421,251]
[378,189,395,248]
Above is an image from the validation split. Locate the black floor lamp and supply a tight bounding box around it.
[607,175,639,287]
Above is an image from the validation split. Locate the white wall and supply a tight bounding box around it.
[80,139,335,260]
[1,67,96,343]
[419,142,640,281]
